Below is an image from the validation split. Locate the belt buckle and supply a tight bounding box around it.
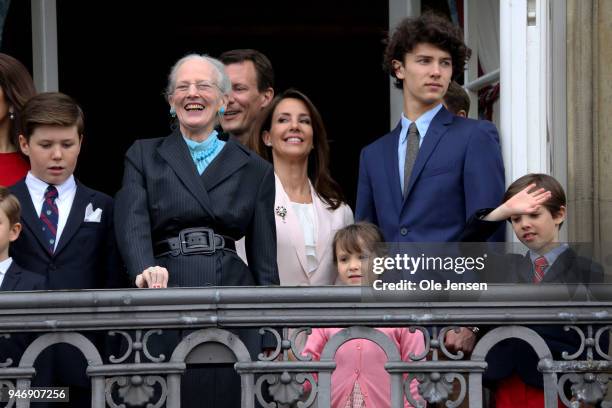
[179,227,215,255]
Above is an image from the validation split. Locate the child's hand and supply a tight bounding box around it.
[484,184,551,221]
[135,266,169,288]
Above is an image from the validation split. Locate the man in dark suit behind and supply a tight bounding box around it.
[355,13,505,360]
[219,49,275,146]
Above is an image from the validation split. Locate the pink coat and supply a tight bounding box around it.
[302,327,425,408]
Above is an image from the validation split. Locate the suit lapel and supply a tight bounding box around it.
[543,248,575,283]
[276,175,309,277]
[1,262,20,291]
[11,181,50,255]
[382,122,404,213]
[520,253,534,283]
[157,130,216,218]
[402,107,453,204]
[54,182,91,256]
[201,139,249,191]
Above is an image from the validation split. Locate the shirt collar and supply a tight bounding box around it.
[182,130,219,152]
[529,243,569,267]
[400,103,443,143]
[0,257,12,275]
[25,172,76,201]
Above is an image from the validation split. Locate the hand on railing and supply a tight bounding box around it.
[444,327,476,354]
[135,266,169,288]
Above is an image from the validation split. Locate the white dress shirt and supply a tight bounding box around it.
[0,257,13,288]
[291,202,317,273]
[25,172,77,252]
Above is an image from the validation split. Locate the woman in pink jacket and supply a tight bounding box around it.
[245,88,353,286]
[302,222,425,407]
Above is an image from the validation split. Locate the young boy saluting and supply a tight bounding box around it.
[461,174,605,407]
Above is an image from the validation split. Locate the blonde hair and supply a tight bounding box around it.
[0,186,21,225]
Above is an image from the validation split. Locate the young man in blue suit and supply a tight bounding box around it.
[10,92,124,407]
[355,14,505,356]
[356,13,505,244]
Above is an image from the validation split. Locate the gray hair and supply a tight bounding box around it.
[166,54,231,99]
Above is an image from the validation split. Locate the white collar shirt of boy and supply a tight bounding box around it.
[528,243,569,278]
[0,257,13,288]
[25,172,77,252]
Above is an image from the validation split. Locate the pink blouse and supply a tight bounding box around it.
[302,327,425,408]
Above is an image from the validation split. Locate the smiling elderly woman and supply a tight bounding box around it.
[114,54,279,406]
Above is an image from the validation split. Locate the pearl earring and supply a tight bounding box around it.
[9,111,14,120]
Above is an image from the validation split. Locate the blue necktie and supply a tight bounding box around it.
[40,185,59,254]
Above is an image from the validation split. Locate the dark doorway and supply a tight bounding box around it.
[2,0,390,208]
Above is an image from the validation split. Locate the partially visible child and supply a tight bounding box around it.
[461,173,606,408]
[0,185,45,291]
[301,222,425,408]
[0,186,47,398]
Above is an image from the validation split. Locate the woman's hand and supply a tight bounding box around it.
[135,266,169,288]
[483,183,551,221]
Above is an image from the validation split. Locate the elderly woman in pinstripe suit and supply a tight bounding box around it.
[115,53,278,289]
[114,54,279,407]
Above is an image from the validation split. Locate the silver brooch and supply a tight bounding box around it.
[275,205,287,223]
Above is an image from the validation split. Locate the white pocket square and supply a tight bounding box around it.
[84,203,102,223]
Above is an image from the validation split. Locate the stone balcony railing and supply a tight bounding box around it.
[0,285,611,407]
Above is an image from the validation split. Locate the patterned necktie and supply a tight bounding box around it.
[40,185,59,254]
[403,122,420,198]
[533,256,548,283]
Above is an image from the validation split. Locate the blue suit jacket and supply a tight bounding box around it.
[356,106,505,243]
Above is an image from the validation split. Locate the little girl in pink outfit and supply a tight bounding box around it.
[302,222,425,407]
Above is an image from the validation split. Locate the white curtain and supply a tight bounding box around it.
[474,0,500,73]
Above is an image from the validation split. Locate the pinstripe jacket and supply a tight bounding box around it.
[114,130,279,288]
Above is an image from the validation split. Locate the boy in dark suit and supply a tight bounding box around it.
[461,173,606,407]
[9,92,124,406]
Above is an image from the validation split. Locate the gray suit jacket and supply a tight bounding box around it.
[114,130,279,288]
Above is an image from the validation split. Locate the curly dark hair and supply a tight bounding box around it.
[383,13,471,89]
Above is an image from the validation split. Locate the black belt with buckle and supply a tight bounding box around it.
[154,227,236,257]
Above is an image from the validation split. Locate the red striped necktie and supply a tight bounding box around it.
[533,256,548,283]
